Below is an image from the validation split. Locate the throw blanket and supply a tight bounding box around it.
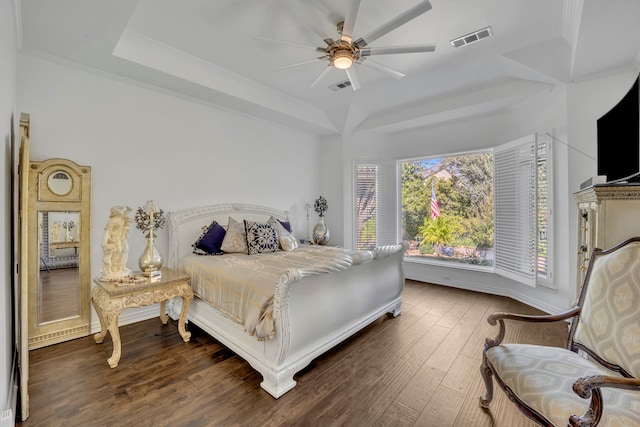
[178,246,357,340]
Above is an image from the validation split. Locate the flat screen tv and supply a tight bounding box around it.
[597,76,640,183]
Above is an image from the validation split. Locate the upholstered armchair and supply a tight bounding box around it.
[480,237,640,426]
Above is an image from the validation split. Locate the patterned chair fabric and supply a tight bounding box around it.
[480,238,640,427]
[573,242,640,379]
[485,345,640,426]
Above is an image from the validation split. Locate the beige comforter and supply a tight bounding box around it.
[178,246,356,340]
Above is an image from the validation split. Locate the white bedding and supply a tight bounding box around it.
[177,245,355,340]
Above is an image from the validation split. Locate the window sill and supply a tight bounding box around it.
[404,255,494,273]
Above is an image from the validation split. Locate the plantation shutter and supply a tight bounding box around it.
[355,164,379,250]
[377,161,398,246]
[536,133,551,281]
[354,161,396,250]
[494,136,537,287]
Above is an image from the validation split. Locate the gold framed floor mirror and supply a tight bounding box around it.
[26,157,92,349]
[18,114,92,420]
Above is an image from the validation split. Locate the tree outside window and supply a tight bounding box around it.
[401,151,494,266]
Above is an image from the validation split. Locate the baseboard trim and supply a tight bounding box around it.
[405,272,563,315]
[1,349,18,427]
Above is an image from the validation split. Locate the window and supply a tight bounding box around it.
[399,134,552,285]
[401,151,494,267]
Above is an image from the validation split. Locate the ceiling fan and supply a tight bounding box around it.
[257,0,436,91]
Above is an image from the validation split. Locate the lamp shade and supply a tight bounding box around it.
[144,200,159,215]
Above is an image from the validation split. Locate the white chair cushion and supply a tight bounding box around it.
[486,344,640,426]
[574,242,640,378]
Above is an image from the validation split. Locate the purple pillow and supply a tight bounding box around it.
[193,221,226,255]
[278,220,292,233]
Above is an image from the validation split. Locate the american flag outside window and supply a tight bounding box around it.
[430,181,440,220]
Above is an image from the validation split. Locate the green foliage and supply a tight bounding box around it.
[401,163,429,241]
[419,242,434,254]
[418,215,461,247]
[402,152,494,264]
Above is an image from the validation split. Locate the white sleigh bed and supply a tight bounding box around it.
[166,203,407,398]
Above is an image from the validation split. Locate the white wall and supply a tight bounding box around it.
[16,52,327,329]
[1,0,18,419]
[318,134,344,247]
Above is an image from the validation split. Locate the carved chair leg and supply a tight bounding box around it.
[479,353,494,409]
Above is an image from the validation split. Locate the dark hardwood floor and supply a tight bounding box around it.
[18,280,568,427]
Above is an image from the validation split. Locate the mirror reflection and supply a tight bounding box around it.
[38,211,81,324]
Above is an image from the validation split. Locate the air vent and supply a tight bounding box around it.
[450,26,493,48]
[329,80,352,91]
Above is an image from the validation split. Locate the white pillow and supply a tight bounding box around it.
[279,234,299,251]
[271,218,300,251]
[266,216,295,249]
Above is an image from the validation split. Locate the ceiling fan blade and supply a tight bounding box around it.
[354,0,432,48]
[345,67,361,91]
[254,36,322,51]
[275,57,325,71]
[341,0,362,43]
[358,44,436,57]
[359,58,405,79]
[310,66,333,88]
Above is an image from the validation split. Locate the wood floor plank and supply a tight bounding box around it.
[374,401,420,427]
[395,363,447,411]
[459,295,504,360]
[415,385,466,427]
[18,280,568,427]
[423,299,488,371]
[440,354,480,394]
[435,294,474,329]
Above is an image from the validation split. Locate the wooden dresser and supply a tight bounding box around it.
[574,184,640,295]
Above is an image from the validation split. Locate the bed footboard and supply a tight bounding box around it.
[264,243,406,397]
[169,242,407,398]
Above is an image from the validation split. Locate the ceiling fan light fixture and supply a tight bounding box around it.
[332,53,353,69]
[263,1,436,89]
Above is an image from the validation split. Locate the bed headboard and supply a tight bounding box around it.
[166,203,290,268]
